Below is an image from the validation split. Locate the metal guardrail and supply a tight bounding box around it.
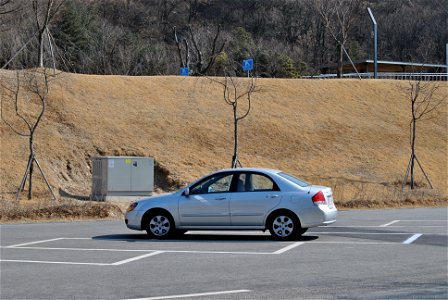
[305,73,448,81]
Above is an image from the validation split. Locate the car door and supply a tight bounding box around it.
[230,172,282,226]
[179,173,233,226]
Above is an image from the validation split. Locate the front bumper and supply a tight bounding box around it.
[125,210,145,230]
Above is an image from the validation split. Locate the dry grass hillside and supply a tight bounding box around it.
[1,69,447,219]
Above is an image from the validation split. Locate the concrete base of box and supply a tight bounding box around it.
[91,194,153,202]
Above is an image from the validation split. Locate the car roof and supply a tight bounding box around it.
[213,167,282,175]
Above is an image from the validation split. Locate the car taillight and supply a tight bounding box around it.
[312,191,326,205]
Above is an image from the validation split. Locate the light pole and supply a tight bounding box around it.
[367,7,378,79]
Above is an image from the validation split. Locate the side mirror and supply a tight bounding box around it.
[183,188,190,197]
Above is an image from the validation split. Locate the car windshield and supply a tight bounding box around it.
[278,172,310,187]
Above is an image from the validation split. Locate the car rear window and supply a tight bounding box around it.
[278,172,310,187]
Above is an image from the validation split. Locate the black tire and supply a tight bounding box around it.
[268,211,302,241]
[145,211,175,239]
[173,229,187,238]
[298,227,308,235]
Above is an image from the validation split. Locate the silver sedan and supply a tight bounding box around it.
[125,168,337,240]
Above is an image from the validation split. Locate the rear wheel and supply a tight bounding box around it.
[268,212,302,240]
[145,212,174,239]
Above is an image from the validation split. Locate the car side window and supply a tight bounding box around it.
[252,174,276,191]
[190,174,233,195]
[236,173,278,192]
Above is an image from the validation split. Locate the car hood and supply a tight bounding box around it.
[138,192,177,204]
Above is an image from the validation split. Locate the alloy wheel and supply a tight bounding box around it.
[149,215,171,237]
[272,215,294,238]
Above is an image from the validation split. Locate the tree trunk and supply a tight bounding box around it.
[38,28,46,68]
[27,136,35,199]
[410,117,417,189]
[337,43,344,78]
[232,106,238,168]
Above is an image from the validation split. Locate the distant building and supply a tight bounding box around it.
[314,60,447,80]
[320,60,447,74]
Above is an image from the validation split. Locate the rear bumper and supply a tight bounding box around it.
[299,205,337,228]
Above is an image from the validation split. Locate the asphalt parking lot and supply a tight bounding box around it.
[1,207,447,300]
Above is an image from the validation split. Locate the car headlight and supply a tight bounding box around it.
[126,202,138,212]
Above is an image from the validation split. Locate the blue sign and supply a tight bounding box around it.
[180,67,189,76]
[242,58,254,72]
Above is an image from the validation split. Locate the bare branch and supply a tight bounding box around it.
[173,26,186,68]
[0,0,22,15]
[188,24,203,73]
[202,25,227,75]
[1,72,31,136]
[26,69,49,134]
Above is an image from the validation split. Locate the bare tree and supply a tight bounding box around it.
[157,0,181,37]
[214,73,259,168]
[315,0,363,77]
[402,77,444,190]
[173,23,226,76]
[173,25,190,69]
[1,68,57,200]
[183,0,200,24]
[1,0,64,69]
[189,24,226,76]
[32,0,65,68]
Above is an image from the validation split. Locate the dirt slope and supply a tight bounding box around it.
[1,70,447,207]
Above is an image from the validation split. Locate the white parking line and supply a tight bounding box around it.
[327,225,446,228]
[1,230,435,267]
[390,226,445,228]
[0,259,110,266]
[1,246,159,252]
[2,237,303,256]
[310,241,397,245]
[380,220,400,227]
[0,245,274,255]
[112,251,164,266]
[272,242,304,254]
[155,250,273,255]
[0,252,164,267]
[125,289,252,300]
[398,220,448,222]
[402,234,423,245]
[6,238,64,248]
[311,232,414,235]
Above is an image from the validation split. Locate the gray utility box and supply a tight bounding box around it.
[92,156,154,200]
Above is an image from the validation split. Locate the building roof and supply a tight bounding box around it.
[360,60,447,68]
[320,59,447,74]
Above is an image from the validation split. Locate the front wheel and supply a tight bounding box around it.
[145,212,174,239]
[268,212,302,241]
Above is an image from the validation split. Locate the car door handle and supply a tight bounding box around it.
[215,197,227,201]
[270,195,280,198]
